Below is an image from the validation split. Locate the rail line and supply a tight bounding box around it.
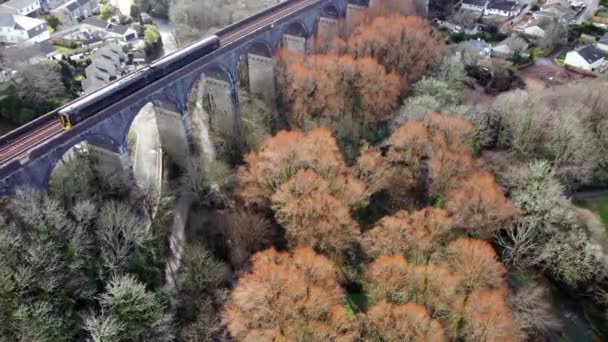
[0,0,318,167]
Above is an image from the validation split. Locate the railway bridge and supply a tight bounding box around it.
[0,0,376,195]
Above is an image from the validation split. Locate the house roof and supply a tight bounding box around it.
[467,39,492,49]
[574,45,604,64]
[13,14,44,31]
[66,1,79,11]
[463,0,488,6]
[2,0,38,10]
[487,0,519,11]
[0,13,15,27]
[82,17,107,29]
[106,23,128,35]
[599,33,608,45]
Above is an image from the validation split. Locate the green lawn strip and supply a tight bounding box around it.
[596,10,608,19]
[574,196,608,232]
[344,291,367,315]
[54,44,71,52]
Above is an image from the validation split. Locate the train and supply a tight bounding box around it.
[58,35,221,129]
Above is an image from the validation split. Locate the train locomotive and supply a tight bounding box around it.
[58,35,221,129]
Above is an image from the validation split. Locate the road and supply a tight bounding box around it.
[577,0,600,24]
[131,103,162,190]
[110,0,133,17]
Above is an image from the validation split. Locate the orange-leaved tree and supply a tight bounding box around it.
[363,254,410,303]
[446,171,518,238]
[237,128,366,208]
[458,288,521,342]
[348,14,442,92]
[271,168,361,255]
[361,207,453,261]
[277,52,400,129]
[365,300,447,342]
[223,247,358,341]
[446,238,507,292]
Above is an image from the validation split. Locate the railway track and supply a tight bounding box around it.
[0,0,318,168]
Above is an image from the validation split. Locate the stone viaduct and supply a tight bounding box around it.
[0,0,376,195]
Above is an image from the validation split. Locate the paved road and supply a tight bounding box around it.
[154,17,179,55]
[110,0,133,17]
[131,103,162,190]
[577,0,600,24]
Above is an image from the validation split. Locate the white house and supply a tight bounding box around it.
[1,0,41,16]
[564,45,605,71]
[461,0,488,12]
[0,14,49,45]
[80,17,137,42]
[492,34,529,58]
[51,0,99,26]
[486,0,521,17]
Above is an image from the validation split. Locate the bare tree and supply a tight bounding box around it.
[508,282,561,339]
[13,62,66,104]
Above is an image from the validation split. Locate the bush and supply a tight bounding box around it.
[45,15,60,30]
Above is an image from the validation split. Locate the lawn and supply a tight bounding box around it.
[556,51,567,64]
[54,44,71,52]
[575,195,608,227]
[344,291,367,315]
[596,10,608,19]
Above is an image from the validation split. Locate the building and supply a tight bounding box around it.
[0,13,49,45]
[534,4,578,22]
[485,0,521,17]
[82,42,126,93]
[0,0,41,16]
[564,45,605,71]
[51,0,99,26]
[466,39,492,56]
[80,17,137,42]
[492,34,529,58]
[597,33,608,53]
[461,0,488,12]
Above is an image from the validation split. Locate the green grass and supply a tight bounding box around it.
[556,51,567,63]
[344,292,367,315]
[596,10,608,19]
[528,46,550,57]
[575,195,608,228]
[53,44,71,52]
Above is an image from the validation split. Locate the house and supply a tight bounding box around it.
[80,17,137,41]
[466,39,493,56]
[0,14,49,45]
[82,42,126,93]
[105,22,137,41]
[564,45,605,71]
[461,0,488,12]
[485,0,521,17]
[534,4,578,22]
[2,39,56,65]
[1,0,41,16]
[597,33,608,53]
[51,0,99,26]
[492,34,529,58]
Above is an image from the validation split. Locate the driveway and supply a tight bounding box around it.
[153,17,178,55]
[577,0,600,24]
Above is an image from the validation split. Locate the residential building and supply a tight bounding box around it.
[534,4,578,22]
[597,33,608,53]
[466,39,492,56]
[1,0,41,16]
[492,34,529,58]
[461,0,488,12]
[485,0,521,17]
[564,45,605,71]
[51,0,99,26]
[80,17,137,41]
[0,13,49,45]
[82,42,126,93]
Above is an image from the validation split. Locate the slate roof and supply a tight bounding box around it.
[487,0,519,11]
[66,1,79,11]
[2,0,38,10]
[599,33,608,45]
[82,17,107,29]
[575,45,604,64]
[106,23,128,35]
[0,13,15,27]
[463,0,488,7]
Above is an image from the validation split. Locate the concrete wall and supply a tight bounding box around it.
[247,53,275,100]
[281,33,307,52]
[154,106,190,163]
